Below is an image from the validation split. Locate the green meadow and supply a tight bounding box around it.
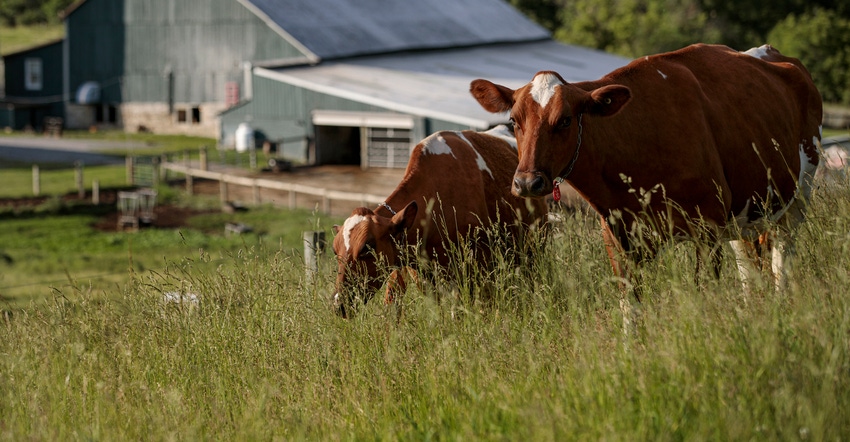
[2,170,850,439]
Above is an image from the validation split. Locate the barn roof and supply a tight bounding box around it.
[255,40,631,129]
[239,0,550,61]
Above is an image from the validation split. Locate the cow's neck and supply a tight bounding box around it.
[562,117,621,219]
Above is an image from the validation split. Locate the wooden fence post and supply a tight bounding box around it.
[303,231,326,281]
[126,156,134,185]
[75,161,84,198]
[200,146,208,171]
[92,179,100,205]
[32,164,40,196]
[220,180,228,205]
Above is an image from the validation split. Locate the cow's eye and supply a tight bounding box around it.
[557,116,572,129]
[358,242,374,257]
[509,116,521,132]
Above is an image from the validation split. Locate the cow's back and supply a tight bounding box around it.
[590,43,821,226]
[388,129,545,261]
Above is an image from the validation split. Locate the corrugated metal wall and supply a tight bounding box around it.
[66,0,125,104]
[122,0,303,103]
[67,0,306,106]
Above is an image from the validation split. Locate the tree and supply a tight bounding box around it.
[768,9,850,105]
[509,0,565,33]
[0,0,74,26]
[553,0,721,58]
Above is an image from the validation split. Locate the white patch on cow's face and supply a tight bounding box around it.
[530,73,563,109]
[457,133,494,179]
[342,215,367,252]
[422,133,455,157]
[743,45,770,59]
[657,69,667,80]
[483,124,517,149]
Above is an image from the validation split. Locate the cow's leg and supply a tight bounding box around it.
[385,268,407,305]
[770,235,793,293]
[729,239,760,295]
[601,217,638,299]
[601,217,642,339]
[693,227,724,288]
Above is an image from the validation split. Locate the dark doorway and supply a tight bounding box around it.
[314,125,361,165]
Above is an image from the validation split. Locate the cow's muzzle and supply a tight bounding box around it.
[513,171,552,198]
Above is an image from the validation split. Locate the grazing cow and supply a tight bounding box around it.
[331,125,547,317]
[470,43,822,296]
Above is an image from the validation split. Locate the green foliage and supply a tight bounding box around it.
[768,9,850,105]
[0,23,64,56]
[554,0,722,57]
[0,0,74,26]
[509,0,563,32]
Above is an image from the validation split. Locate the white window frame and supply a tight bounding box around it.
[24,58,43,91]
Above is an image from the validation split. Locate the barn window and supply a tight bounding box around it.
[177,109,187,123]
[311,110,416,169]
[192,106,201,124]
[24,58,43,91]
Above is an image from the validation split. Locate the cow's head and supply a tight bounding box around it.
[331,202,418,318]
[470,71,631,198]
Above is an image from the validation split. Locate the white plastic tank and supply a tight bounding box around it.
[235,122,254,152]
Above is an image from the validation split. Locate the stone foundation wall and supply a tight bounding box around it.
[65,101,224,139]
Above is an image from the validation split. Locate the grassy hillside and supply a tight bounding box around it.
[1,176,849,439]
[0,24,64,56]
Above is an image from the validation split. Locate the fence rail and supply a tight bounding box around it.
[161,162,386,215]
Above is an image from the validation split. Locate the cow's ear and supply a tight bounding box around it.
[588,85,631,117]
[332,225,341,235]
[392,201,418,235]
[470,79,514,113]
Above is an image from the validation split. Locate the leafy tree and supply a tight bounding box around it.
[697,0,849,49]
[768,9,850,105]
[509,0,565,33]
[554,0,721,58]
[42,0,76,24]
[0,0,74,26]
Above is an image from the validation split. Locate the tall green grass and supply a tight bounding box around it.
[1,180,850,440]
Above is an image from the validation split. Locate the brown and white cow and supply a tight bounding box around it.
[470,43,822,296]
[331,125,547,317]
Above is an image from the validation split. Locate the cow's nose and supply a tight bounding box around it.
[513,172,549,197]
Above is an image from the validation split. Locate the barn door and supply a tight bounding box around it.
[363,127,412,169]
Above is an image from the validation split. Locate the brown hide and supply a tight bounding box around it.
[471,43,822,283]
[331,127,547,317]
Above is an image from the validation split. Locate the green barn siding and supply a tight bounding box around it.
[66,0,125,103]
[4,42,64,98]
[67,0,306,106]
[121,0,303,103]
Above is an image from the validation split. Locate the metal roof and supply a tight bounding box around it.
[240,0,551,60]
[255,40,632,128]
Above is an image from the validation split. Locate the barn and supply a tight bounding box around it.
[1,0,629,169]
[0,39,64,132]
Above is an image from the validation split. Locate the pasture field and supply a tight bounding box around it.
[2,175,850,440]
[0,189,341,306]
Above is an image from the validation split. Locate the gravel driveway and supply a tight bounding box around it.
[0,136,135,167]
